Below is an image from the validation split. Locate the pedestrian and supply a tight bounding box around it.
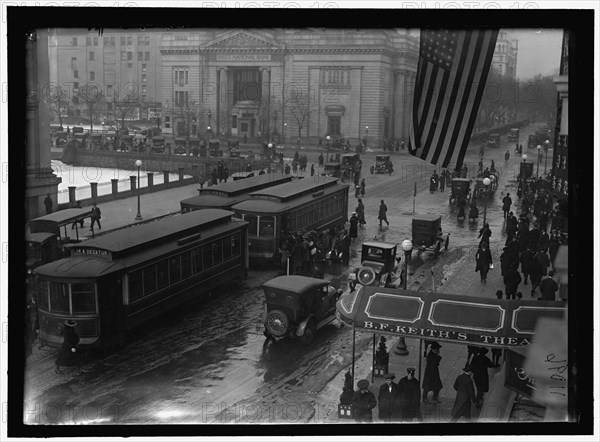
[491,348,502,367]
[422,341,442,403]
[539,270,559,301]
[338,230,351,265]
[90,203,101,230]
[495,290,503,300]
[378,373,399,422]
[55,319,84,375]
[211,168,218,186]
[528,255,543,297]
[471,348,495,407]
[439,171,446,192]
[352,379,377,423]
[502,193,512,219]
[535,249,550,277]
[360,178,366,197]
[548,231,561,268]
[503,265,522,300]
[243,134,247,144]
[199,173,205,189]
[278,244,291,275]
[378,200,389,227]
[71,201,85,229]
[490,160,496,174]
[457,196,467,220]
[44,193,53,214]
[475,242,492,283]
[291,237,305,275]
[356,199,366,227]
[310,164,315,177]
[505,149,510,164]
[396,367,422,422]
[318,152,324,166]
[349,212,359,242]
[478,223,491,247]
[429,172,437,193]
[468,201,479,223]
[450,364,477,422]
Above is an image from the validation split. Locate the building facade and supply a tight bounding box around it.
[491,30,518,78]
[552,30,568,201]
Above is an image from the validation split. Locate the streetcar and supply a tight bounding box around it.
[28,208,93,256]
[180,173,295,212]
[33,209,249,349]
[230,176,350,264]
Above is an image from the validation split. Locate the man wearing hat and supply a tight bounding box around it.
[422,341,443,403]
[352,379,377,423]
[470,347,495,407]
[396,368,422,422]
[55,319,83,374]
[377,373,398,422]
[450,365,477,422]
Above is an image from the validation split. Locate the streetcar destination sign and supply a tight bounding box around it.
[71,247,111,257]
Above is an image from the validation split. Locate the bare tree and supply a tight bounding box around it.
[78,83,105,133]
[113,88,142,132]
[45,84,69,128]
[174,98,199,139]
[285,88,317,145]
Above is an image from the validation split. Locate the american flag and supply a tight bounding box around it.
[409,29,499,169]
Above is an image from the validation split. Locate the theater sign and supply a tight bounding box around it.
[336,287,566,348]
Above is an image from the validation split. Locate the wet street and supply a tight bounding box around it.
[24,124,545,425]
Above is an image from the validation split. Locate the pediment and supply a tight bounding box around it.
[202,30,283,51]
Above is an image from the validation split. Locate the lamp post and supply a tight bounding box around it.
[135,159,143,221]
[544,139,550,174]
[207,125,211,134]
[394,239,413,356]
[326,135,331,150]
[536,145,542,178]
[284,122,287,144]
[482,177,491,225]
[365,126,369,146]
[207,109,212,129]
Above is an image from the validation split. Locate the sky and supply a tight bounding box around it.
[508,28,564,79]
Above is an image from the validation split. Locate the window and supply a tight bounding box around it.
[127,52,132,61]
[142,74,147,83]
[73,70,79,78]
[103,36,110,46]
[129,270,143,302]
[138,51,143,61]
[71,57,77,69]
[212,240,223,265]
[231,233,241,256]
[72,37,78,46]
[127,36,133,45]
[73,82,79,90]
[202,245,213,270]
[142,85,147,93]
[121,51,127,61]
[327,116,341,136]
[143,266,157,295]
[37,280,49,310]
[169,256,181,284]
[145,51,150,61]
[181,251,192,279]
[121,36,126,46]
[71,283,96,314]
[93,37,98,46]
[110,36,115,46]
[142,64,147,72]
[89,51,94,61]
[244,214,258,236]
[156,260,168,290]
[185,71,188,85]
[259,216,275,237]
[138,35,144,46]
[49,282,69,314]
[87,37,91,46]
[89,71,95,81]
[145,35,150,45]
[142,94,147,101]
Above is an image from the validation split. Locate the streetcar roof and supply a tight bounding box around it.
[248,176,338,201]
[362,241,397,250]
[412,214,442,222]
[231,181,348,214]
[180,194,239,210]
[29,208,93,232]
[263,275,330,293]
[25,232,56,243]
[35,257,127,278]
[68,209,234,256]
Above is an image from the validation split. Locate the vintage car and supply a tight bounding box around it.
[174,137,188,155]
[473,175,498,199]
[322,162,342,178]
[370,154,392,174]
[487,133,500,148]
[151,136,165,153]
[348,242,402,292]
[341,153,361,177]
[412,215,445,257]
[208,139,222,157]
[449,178,471,204]
[228,140,241,158]
[508,128,520,142]
[262,275,342,344]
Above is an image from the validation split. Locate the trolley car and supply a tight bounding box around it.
[230,176,349,264]
[33,209,249,349]
[180,174,295,212]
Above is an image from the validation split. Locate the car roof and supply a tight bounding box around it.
[362,241,396,250]
[413,214,442,222]
[263,275,330,293]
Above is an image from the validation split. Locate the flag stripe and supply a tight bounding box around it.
[429,31,472,165]
[453,29,499,169]
[416,65,439,143]
[420,68,450,161]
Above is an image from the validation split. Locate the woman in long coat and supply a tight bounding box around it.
[55,320,82,374]
[475,243,492,283]
[356,199,366,226]
[451,365,477,422]
[422,343,443,402]
[470,348,495,406]
[349,213,359,241]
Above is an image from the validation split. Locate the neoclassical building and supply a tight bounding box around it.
[159,29,419,146]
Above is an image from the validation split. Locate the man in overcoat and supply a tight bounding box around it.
[352,379,377,423]
[377,373,398,422]
[396,368,422,422]
[450,365,477,422]
[470,348,495,406]
[422,342,443,403]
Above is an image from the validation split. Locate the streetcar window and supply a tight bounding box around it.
[129,270,143,302]
[192,248,203,273]
[213,240,223,265]
[169,256,181,284]
[49,281,70,314]
[181,251,192,279]
[259,216,275,237]
[71,283,96,314]
[157,260,169,290]
[37,280,49,310]
[202,244,213,270]
[223,236,232,260]
[245,214,258,237]
[231,233,241,256]
[143,266,157,295]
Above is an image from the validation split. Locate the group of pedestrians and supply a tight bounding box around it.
[429,170,451,194]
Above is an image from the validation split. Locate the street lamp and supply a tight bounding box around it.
[394,239,413,356]
[544,139,550,174]
[536,145,542,178]
[482,177,491,225]
[207,125,211,134]
[326,135,331,150]
[284,122,287,143]
[365,126,369,146]
[135,159,143,221]
[207,109,212,128]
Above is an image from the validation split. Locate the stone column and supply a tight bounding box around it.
[402,71,413,141]
[178,167,184,181]
[90,182,98,201]
[111,179,119,196]
[68,186,76,206]
[260,67,271,136]
[216,67,229,136]
[129,176,136,191]
[163,171,170,185]
[147,172,154,187]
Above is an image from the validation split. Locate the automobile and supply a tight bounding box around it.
[348,241,402,292]
[449,178,471,204]
[341,153,361,175]
[174,137,187,155]
[473,175,498,199]
[370,154,392,174]
[208,139,222,157]
[326,135,345,150]
[262,275,342,344]
[322,162,341,178]
[508,128,519,142]
[228,140,241,158]
[527,134,537,149]
[55,132,68,147]
[487,133,500,148]
[412,214,445,257]
[151,136,165,153]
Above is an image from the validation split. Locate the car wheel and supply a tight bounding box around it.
[265,310,289,338]
[299,320,316,345]
[356,266,377,286]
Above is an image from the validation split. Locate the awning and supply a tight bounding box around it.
[335,286,566,348]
